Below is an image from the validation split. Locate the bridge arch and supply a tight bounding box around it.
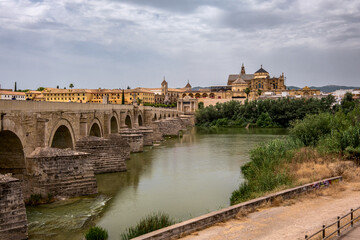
[0,130,26,178]
[49,119,75,149]
[136,111,144,127]
[89,118,103,137]
[125,114,132,128]
[110,112,119,134]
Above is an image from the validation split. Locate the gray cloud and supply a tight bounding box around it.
[0,0,360,90]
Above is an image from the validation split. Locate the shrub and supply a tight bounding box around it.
[339,126,360,151]
[121,212,175,240]
[317,133,342,155]
[290,113,333,146]
[85,226,108,240]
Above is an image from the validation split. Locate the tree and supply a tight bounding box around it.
[36,87,45,91]
[127,86,131,90]
[245,88,250,99]
[257,89,262,96]
[198,102,204,109]
[69,83,74,89]
[14,82,17,92]
[137,98,142,105]
[341,92,355,114]
[122,89,125,104]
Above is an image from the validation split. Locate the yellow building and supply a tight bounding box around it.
[43,88,93,103]
[40,87,156,105]
[130,88,155,104]
[25,91,42,100]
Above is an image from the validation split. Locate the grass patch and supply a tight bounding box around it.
[121,212,175,240]
[26,193,55,206]
[85,226,108,240]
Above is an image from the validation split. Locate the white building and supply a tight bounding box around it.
[0,90,26,100]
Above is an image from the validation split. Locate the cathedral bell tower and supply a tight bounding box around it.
[161,76,168,96]
[240,63,246,75]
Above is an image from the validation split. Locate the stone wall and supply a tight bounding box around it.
[0,174,28,240]
[26,147,98,198]
[76,136,128,174]
[137,127,154,146]
[150,117,194,142]
[119,130,144,153]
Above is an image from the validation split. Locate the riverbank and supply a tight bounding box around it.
[181,177,360,240]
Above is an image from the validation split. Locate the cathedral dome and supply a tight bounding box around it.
[255,65,268,74]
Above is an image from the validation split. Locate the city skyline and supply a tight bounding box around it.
[1,0,360,90]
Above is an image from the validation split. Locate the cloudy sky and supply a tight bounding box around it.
[1,0,360,90]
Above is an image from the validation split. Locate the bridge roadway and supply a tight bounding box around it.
[0,100,193,240]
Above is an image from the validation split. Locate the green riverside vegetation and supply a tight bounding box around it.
[230,93,360,205]
[143,102,177,108]
[195,95,336,128]
[120,212,175,240]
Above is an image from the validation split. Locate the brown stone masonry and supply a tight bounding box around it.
[26,147,98,198]
[76,136,129,174]
[0,174,28,240]
[119,130,144,153]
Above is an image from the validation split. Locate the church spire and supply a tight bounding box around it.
[240,63,246,75]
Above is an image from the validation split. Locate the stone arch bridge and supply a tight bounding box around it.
[0,100,193,200]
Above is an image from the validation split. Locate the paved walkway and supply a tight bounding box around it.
[180,185,360,240]
[338,224,360,240]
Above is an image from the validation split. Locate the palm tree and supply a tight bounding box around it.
[245,88,250,99]
[69,83,74,89]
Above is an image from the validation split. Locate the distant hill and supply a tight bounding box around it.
[192,86,211,91]
[288,85,359,93]
[192,85,359,93]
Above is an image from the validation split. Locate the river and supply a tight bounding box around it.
[26,128,286,240]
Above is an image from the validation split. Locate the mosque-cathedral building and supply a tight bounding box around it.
[179,64,321,106]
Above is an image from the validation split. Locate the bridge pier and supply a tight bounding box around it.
[119,129,144,153]
[26,147,98,199]
[75,136,129,174]
[0,174,28,240]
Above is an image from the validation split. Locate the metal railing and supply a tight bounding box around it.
[305,206,360,239]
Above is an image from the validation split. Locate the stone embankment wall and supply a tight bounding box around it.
[150,116,194,142]
[133,176,342,240]
[76,136,129,173]
[26,147,98,198]
[0,174,28,240]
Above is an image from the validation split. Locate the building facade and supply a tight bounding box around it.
[0,90,26,100]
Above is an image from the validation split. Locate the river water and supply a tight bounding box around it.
[26,128,286,240]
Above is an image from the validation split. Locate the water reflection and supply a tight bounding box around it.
[27,127,286,240]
